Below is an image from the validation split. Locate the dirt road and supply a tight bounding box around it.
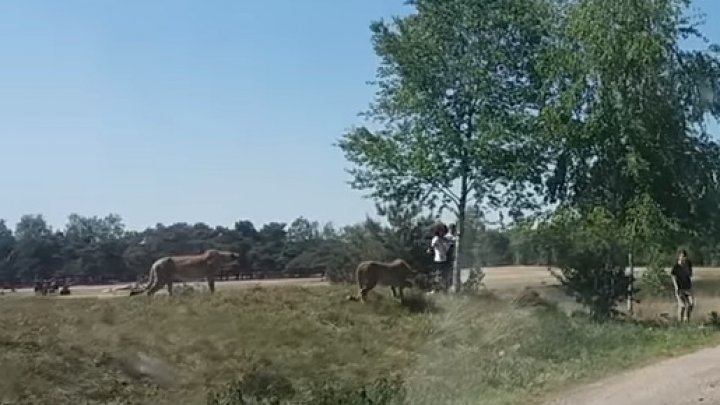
[546,344,720,405]
[6,277,330,299]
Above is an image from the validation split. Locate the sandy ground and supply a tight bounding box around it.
[0,265,559,299]
[4,277,330,299]
[546,344,720,405]
[4,265,720,300]
[482,265,558,288]
[484,265,720,288]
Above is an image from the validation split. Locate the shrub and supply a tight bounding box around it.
[207,370,405,405]
[640,261,672,297]
[461,267,485,293]
[553,251,631,321]
[299,377,406,405]
[547,208,636,321]
[206,361,295,405]
[399,291,438,314]
[512,288,556,310]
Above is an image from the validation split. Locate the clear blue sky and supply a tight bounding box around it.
[0,0,411,231]
[0,0,718,232]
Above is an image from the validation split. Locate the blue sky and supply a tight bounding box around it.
[0,0,718,232]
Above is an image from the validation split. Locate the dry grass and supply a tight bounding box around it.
[0,286,424,404]
[0,283,718,405]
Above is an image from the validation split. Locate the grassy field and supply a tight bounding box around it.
[1,278,719,405]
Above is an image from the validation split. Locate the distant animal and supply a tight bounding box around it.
[130,249,241,296]
[347,259,417,303]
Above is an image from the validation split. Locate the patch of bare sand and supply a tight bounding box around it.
[5,278,330,299]
[546,343,720,405]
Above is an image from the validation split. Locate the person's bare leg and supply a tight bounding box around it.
[677,294,685,322]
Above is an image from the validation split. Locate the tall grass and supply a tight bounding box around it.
[0,285,717,405]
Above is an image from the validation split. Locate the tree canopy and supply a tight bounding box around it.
[338,0,554,230]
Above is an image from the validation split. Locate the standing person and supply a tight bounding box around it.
[670,249,694,323]
[430,222,452,293]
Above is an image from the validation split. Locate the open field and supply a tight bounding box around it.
[6,265,720,327]
[483,265,720,290]
[4,277,331,299]
[2,268,720,405]
[6,265,720,300]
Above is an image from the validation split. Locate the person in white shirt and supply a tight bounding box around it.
[430,223,453,292]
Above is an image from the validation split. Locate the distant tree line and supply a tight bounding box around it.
[2,207,718,287]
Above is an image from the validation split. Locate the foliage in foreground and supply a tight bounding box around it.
[640,261,673,298]
[0,286,717,405]
[208,367,405,405]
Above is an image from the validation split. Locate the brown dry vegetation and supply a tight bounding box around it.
[1,271,719,405]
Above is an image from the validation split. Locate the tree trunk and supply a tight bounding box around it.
[454,174,468,293]
[627,251,634,315]
[627,222,636,316]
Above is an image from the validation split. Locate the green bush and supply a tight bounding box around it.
[208,369,405,405]
[512,288,556,310]
[206,361,295,405]
[462,267,486,293]
[546,208,636,321]
[640,261,672,297]
[704,311,720,330]
[399,290,438,314]
[299,377,406,405]
[553,259,631,321]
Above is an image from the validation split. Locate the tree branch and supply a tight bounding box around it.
[437,184,461,206]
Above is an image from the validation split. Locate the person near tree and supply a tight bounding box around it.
[670,249,694,323]
[429,222,452,293]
